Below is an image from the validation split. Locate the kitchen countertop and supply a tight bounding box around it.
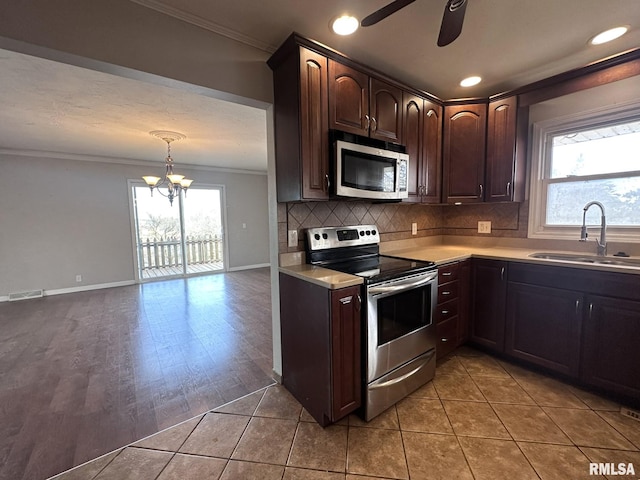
[280,244,640,290]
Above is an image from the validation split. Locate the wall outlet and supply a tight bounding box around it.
[411,223,418,235]
[75,274,82,283]
[478,221,492,234]
[287,229,298,247]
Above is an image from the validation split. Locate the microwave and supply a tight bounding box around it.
[333,134,409,200]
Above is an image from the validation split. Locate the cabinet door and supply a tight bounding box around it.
[300,48,329,199]
[330,287,362,421]
[582,295,640,399]
[422,100,443,204]
[470,259,507,352]
[402,94,442,203]
[328,60,369,136]
[505,282,582,377]
[369,78,402,143]
[402,93,423,202]
[486,97,517,202]
[442,103,487,204]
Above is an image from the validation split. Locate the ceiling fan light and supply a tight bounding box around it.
[460,76,481,87]
[332,15,359,35]
[590,26,629,45]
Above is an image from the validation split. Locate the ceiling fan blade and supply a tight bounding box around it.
[361,0,417,27]
[437,0,468,46]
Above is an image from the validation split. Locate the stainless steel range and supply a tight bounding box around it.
[306,225,438,421]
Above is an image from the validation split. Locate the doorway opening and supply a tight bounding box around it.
[131,184,226,280]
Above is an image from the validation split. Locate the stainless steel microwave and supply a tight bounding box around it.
[334,138,409,200]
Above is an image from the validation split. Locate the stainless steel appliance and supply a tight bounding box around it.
[306,225,437,421]
[333,132,409,201]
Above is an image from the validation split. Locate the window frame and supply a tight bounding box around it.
[528,99,640,242]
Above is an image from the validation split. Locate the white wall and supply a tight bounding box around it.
[0,153,269,297]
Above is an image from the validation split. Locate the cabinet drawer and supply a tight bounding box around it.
[438,281,458,304]
[435,298,458,324]
[438,263,459,283]
[436,316,458,359]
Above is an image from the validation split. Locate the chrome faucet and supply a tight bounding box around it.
[580,201,607,256]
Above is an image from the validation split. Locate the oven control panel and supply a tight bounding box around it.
[306,225,380,251]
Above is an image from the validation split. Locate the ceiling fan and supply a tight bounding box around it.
[361,0,468,47]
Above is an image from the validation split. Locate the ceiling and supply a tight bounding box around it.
[1,0,639,172]
[133,0,640,99]
[0,48,268,171]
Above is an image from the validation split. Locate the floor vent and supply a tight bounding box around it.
[620,407,640,422]
[8,289,44,301]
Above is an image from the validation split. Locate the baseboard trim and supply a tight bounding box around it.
[0,280,136,302]
[228,263,270,272]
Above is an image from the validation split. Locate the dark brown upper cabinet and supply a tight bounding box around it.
[402,93,442,203]
[442,103,487,204]
[270,46,329,202]
[329,60,403,143]
[486,96,527,202]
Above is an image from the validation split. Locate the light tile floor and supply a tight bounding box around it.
[51,348,640,479]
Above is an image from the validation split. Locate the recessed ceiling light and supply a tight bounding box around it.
[590,26,629,45]
[331,15,359,36]
[460,76,481,87]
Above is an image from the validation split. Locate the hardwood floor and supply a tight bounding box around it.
[0,268,274,480]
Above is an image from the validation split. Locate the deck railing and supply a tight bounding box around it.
[138,235,223,270]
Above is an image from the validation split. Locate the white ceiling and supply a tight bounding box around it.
[0,48,268,171]
[1,0,639,172]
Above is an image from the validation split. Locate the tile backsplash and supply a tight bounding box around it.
[278,200,528,253]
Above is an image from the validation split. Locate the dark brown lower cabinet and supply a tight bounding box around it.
[505,282,582,376]
[279,273,361,426]
[582,295,640,399]
[470,259,507,352]
[436,260,471,359]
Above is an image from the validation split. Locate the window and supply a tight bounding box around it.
[529,102,640,241]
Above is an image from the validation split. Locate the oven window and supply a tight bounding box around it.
[377,285,431,346]
[342,150,396,192]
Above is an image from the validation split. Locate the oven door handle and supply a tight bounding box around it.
[368,271,438,296]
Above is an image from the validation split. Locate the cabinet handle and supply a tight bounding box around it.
[506,182,511,197]
[500,267,505,281]
[371,116,377,132]
[339,296,353,305]
[442,272,452,277]
[575,299,580,315]
[442,291,451,296]
[441,310,449,315]
[588,302,593,318]
[356,294,362,311]
[441,337,448,342]
[365,114,371,131]
[325,174,330,192]
[479,184,484,199]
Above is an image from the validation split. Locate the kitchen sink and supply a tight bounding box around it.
[529,252,640,268]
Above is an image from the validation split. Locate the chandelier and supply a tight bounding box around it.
[142,130,194,206]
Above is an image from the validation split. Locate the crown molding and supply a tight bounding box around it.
[0,148,267,176]
[129,0,277,54]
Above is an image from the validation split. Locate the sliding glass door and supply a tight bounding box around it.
[131,184,226,280]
